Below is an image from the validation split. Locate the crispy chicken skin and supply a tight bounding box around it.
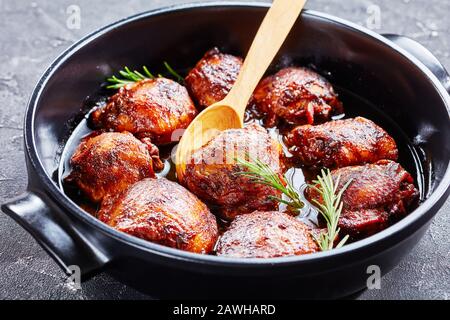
[90,77,197,145]
[98,178,219,254]
[307,160,419,239]
[286,117,398,169]
[182,123,283,220]
[185,48,243,109]
[66,132,160,203]
[216,211,319,258]
[252,67,343,126]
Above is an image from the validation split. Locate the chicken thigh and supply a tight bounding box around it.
[252,67,343,126]
[66,131,161,203]
[286,117,398,169]
[91,77,197,145]
[98,178,219,254]
[216,211,319,258]
[182,123,284,220]
[307,160,419,239]
[185,48,243,109]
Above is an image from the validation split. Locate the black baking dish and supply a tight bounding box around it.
[2,2,450,299]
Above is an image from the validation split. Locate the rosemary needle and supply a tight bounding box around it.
[163,61,184,83]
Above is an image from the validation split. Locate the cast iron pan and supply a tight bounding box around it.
[2,2,450,299]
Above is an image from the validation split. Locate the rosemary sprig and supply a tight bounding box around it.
[106,66,155,89]
[106,62,182,89]
[309,169,352,251]
[236,156,304,212]
[237,156,351,251]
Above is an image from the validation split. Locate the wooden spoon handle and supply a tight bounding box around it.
[224,0,307,120]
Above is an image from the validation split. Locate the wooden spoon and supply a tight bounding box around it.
[176,0,307,181]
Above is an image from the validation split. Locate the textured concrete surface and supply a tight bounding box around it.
[0,0,449,300]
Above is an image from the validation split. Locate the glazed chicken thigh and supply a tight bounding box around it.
[252,67,343,126]
[182,123,284,220]
[91,77,197,145]
[286,117,398,169]
[216,211,319,258]
[185,48,243,109]
[307,160,418,239]
[98,178,219,254]
[66,131,161,203]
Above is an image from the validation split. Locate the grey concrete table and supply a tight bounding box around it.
[0,0,449,300]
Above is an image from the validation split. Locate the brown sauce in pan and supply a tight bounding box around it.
[57,84,431,242]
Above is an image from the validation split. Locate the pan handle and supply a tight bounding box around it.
[383,34,450,94]
[1,191,109,279]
